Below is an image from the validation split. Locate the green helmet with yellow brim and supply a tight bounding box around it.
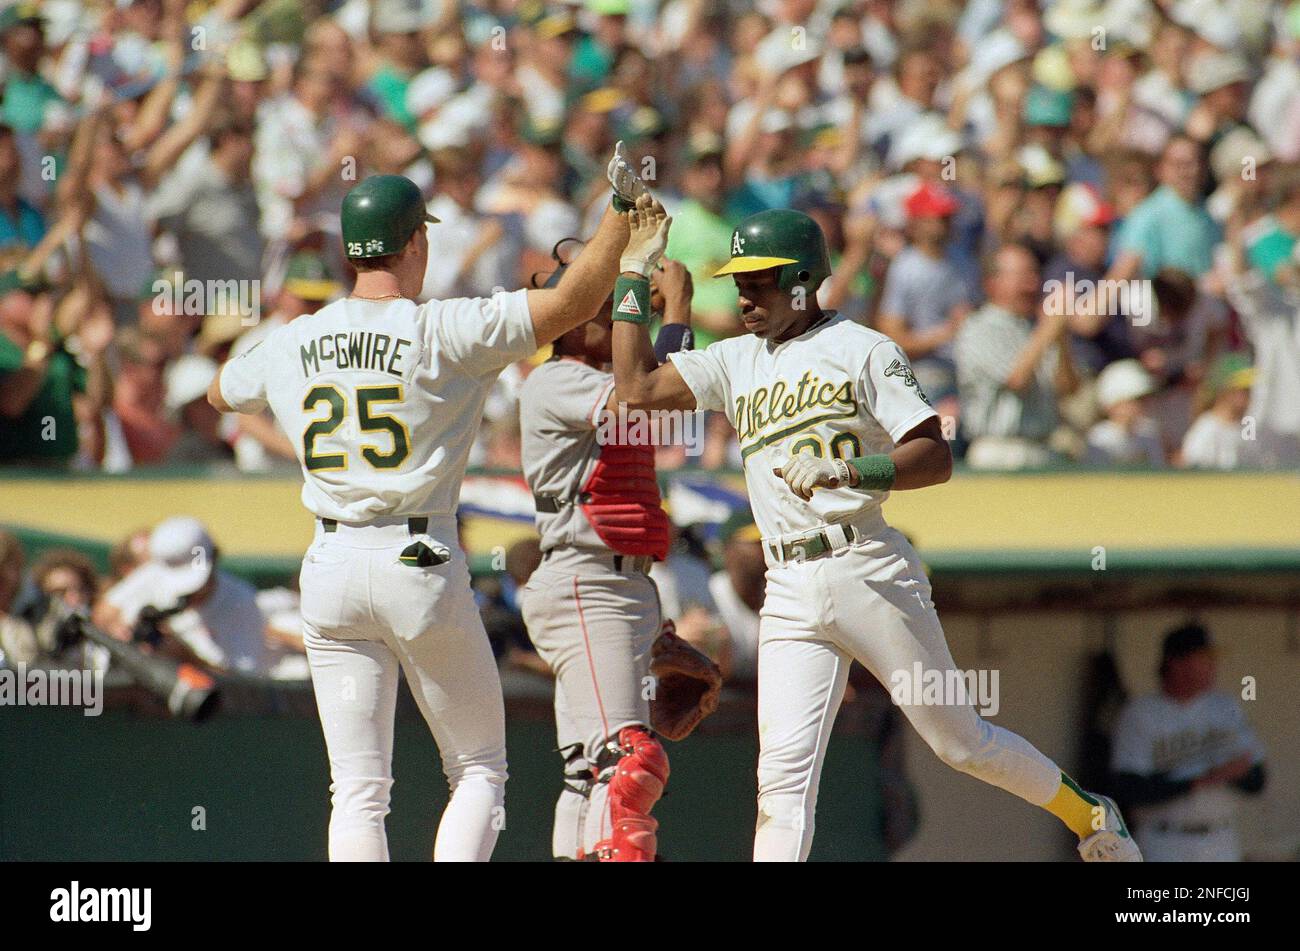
[713,208,832,292]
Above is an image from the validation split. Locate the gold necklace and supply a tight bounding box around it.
[350,293,403,301]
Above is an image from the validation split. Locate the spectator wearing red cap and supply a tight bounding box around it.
[1044,183,1137,377]
[875,180,971,415]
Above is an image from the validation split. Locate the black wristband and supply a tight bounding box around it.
[654,323,693,362]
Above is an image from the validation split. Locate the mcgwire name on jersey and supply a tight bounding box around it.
[734,372,856,444]
[300,331,413,379]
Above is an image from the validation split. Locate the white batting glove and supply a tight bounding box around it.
[620,194,671,276]
[607,140,649,207]
[773,455,848,501]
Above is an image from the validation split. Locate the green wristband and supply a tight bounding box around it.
[849,454,896,490]
[612,194,634,212]
[612,275,651,324]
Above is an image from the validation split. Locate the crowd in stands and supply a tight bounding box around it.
[0,0,1296,475]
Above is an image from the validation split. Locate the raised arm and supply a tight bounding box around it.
[526,201,631,347]
[142,64,225,189]
[54,100,105,212]
[1005,309,1066,393]
[526,143,662,346]
[611,206,698,412]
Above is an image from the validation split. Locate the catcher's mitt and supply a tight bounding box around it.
[649,620,722,741]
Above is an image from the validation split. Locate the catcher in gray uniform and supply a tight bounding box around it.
[518,229,721,862]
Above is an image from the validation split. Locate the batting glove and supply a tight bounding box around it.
[774,455,850,501]
[607,140,649,210]
[620,194,671,276]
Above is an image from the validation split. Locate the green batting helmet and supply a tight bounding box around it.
[340,175,439,259]
[713,209,832,292]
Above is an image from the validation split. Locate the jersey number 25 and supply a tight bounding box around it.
[301,383,412,471]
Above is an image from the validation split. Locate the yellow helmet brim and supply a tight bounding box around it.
[712,255,798,278]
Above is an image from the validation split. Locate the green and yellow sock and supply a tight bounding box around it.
[1043,772,1101,840]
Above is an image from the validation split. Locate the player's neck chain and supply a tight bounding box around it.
[350,293,404,302]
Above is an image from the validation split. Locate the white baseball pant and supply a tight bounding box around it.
[298,515,507,862]
[754,516,1063,861]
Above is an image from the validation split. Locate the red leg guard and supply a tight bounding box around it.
[596,727,669,862]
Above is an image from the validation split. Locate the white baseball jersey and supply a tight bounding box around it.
[1111,690,1266,828]
[668,313,937,538]
[219,290,536,520]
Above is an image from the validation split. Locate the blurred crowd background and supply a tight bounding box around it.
[0,0,1297,476]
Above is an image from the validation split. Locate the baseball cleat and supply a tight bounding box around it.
[1078,794,1143,862]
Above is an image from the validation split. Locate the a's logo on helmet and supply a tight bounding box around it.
[732,231,745,257]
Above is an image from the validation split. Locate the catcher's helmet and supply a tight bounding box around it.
[713,208,831,292]
[340,175,439,259]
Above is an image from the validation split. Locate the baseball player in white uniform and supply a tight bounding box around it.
[517,246,695,861]
[609,204,1143,861]
[206,164,659,861]
[1110,623,1267,861]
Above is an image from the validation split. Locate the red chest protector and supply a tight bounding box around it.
[579,441,670,560]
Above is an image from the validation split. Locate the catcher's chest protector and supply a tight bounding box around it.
[579,442,670,559]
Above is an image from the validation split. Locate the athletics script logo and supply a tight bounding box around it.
[884,358,931,406]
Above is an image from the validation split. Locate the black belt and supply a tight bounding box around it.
[534,493,590,513]
[320,516,429,535]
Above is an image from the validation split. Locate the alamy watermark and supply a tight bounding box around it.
[152,270,262,326]
[1043,272,1153,326]
[50,882,151,931]
[596,402,705,456]
[0,663,103,716]
[889,662,1000,716]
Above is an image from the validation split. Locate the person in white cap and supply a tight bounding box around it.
[1184,52,1253,152]
[1084,358,1166,465]
[1206,126,1273,224]
[95,516,269,675]
[724,29,826,181]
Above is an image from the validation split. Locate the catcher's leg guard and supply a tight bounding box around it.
[593,726,669,862]
[553,742,593,861]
